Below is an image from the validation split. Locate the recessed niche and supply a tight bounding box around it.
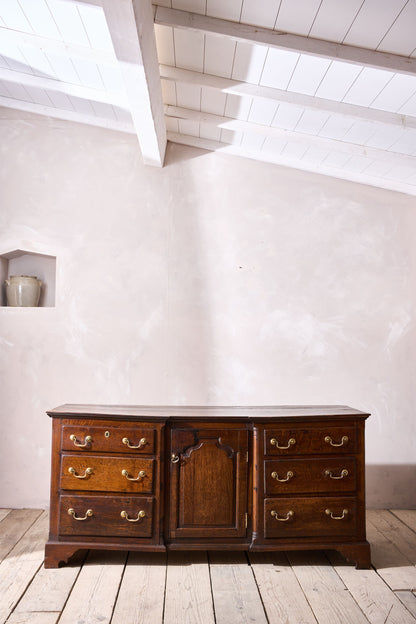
[0,250,56,307]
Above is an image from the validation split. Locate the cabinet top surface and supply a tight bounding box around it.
[47,404,369,421]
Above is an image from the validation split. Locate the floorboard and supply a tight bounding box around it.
[164,551,215,624]
[111,551,166,624]
[0,509,415,624]
[328,550,416,624]
[0,509,43,564]
[249,551,317,623]
[0,511,49,624]
[57,550,127,624]
[287,550,370,624]
[366,518,416,591]
[390,511,416,534]
[368,510,416,564]
[209,551,268,624]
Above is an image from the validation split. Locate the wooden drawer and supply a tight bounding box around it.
[264,426,356,456]
[264,496,357,538]
[264,457,356,495]
[60,455,154,493]
[59,495,153,537]
[62,424,155,454]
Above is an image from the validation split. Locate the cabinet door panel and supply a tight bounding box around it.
[169,428,248,539]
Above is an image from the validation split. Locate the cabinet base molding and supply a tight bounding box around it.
[45,404,371,570]
[45,540,371,570]
[44,540,167,568]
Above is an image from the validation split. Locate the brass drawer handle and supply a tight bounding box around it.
[122,437,147,449]
[120,510,146,522]
[324,435,349,447]
[171,454,180,463]
[68,508,93,521]
[270,438,296,450]
[324,469,348,480]
[68,467,93,479]
[270,510,294,522]
[69,434,92,448]
[271,470,294,482]
[121,469,146,482]
[325,508,348,520]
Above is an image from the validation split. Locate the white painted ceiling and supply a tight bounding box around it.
[1,0,416,195]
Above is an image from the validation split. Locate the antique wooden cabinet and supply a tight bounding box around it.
[45,405,371,569]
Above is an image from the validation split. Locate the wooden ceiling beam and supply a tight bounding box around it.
[160,64,416,131]
[0,25,116,64]
[0,95,134,134]
[166,104,416,168]
[0,67,128,108]
[167,132,416,197]
[155,6,416,77]
[101,0,166,166]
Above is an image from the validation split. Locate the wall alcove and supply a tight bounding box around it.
[0,249,56,307]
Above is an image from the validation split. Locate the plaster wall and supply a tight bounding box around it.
[0,110,415,508]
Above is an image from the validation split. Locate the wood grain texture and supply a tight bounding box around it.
[14,550,85,614]
[264,425,357,455]
[6,613,60,624]
[367,510,416,564]
[58,550,127,624]
[62,423,156,454]
[0,509,42,563]
[164,551,215,624]
[60,455,154,493]
[169,427,248,539]
[366,518,416,590]
[209,551,268,624]
[49,404,369,420]
[287,550,369,624]
[248,551,317,624]
[111,552,166,624]
[4,508,416,624]
[264,457,356,495]
[0,511,49,623]
[390,510,416,533]
[59,495,154,537]
[395,591,416,619]
[328,549,416,624]
[0,510,11,523]
[46,406,370,567]
[264,496,357,538]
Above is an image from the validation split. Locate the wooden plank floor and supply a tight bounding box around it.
[0,509,415,624]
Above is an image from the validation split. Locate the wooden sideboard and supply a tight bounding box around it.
[44,404,371,569]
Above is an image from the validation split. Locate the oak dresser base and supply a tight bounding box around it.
[45,405,371,569]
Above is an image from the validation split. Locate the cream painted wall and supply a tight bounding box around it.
[1,109,415,508]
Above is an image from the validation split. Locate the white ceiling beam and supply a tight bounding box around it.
[155,6,416,77]
[166,105,416,168]
[160,64,416,131]
[167,132,416,197]
[0,96,134,134]
[0,26,116,64]
[101,0,166,166]
[0,67,128,108]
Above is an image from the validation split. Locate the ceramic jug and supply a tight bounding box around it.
[5,275,42,306]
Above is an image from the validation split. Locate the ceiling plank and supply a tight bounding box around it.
[0,25,115,63]
[160,64,416,130]
[0,94,134,133]
[100,0,166,166]
[165,104,416,167]
[0,66,128,107]
[154,6,416,77]
[166,132,416,196]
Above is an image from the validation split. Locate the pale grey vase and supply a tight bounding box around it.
[5,275,42,306]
